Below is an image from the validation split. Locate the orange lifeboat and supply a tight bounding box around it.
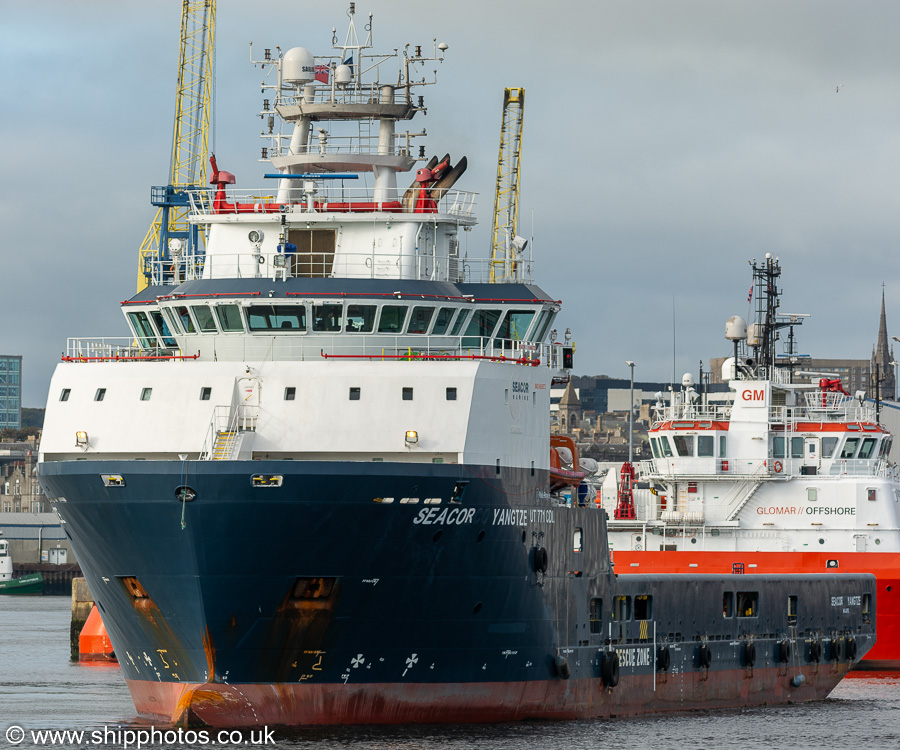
[549,435,586,493]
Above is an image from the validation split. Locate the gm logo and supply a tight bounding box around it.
[741,389,765,401]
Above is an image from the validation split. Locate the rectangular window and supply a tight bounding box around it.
[788,595,798,625]
[462,309,502,346]
[634,594,652,621]
[312,304,343,332]
[449,310,471,337]
[613,595,631,621]
[446,387,457,401]
[345,304,376,333]
[719,435,727,458]
[573,528,583,553]
[530,309,555,343]
[284,387,296,401]
[859,437,878,459]
[772,435,785,458]
[791,437,804,459]
[659,436,673,458]
[840,437,860,459]
[868,488,877,502]
[215,304,245,333]
[191,305,218,333]
[737,591,758,618]
[431,307,457,335]
[94,388,106,402]
[495,459,501,475]
[349,387,361,401]
[673,435,694,457]
[808,488,818,501]
[402,387,413,401]
[496,310,536,341]
[450,482,468,504]
[175,306,196,334]
[697,435,714,457]
[149,310,177,346]
[589,598,603,634]
[127,311,159,349]
[163,307,183,335]
[407,306,435,334]
[140,388,152,401]
[722,591,734,618]
[378,305,408,333]
[60,389,71,402]
[200,387,212,401]
[247,304,307,331]
[650,437,660,458]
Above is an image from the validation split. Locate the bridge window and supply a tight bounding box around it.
[736,591,758,617]
[345,304,376,333]
[313,304,343,332]
[530,309,555,342]
[378,305,408,333]
[191,305,218,333]
[858,437,877,459]
[431,307,457,335]
[673,435,694,457]
[650,437,660,458]
[215,304,245,333]
[659,436,673,458]
[462,309,502,346]
[840,437,860,459]
[449,310,471,337]
[127,311,158,349]
[149,310,177,346]
[175,306,196,334]
[248,305,307,331]
[407,306,435,334]
[497,310,536,340]
[634,595,652,620]
[163,307,184,335]
[822,437,838,458]
[697,435,714,457]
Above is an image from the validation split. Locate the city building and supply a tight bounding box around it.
[0,355,22,430]
[0,437,47,513]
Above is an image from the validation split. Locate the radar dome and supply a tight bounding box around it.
[721,357,736,380]
[335,64,353,86]
[681,373,695,387]
[282,47,315,84]
[725,315,747,341]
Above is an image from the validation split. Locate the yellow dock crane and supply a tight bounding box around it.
[136,0,216,291]
[489,87,525,283]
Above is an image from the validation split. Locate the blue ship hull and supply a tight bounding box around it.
[39,459,877,726]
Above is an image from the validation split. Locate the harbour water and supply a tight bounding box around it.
[1,597,898,749]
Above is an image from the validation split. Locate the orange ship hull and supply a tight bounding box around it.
[611,549,899,668]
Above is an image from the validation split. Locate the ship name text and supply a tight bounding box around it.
[413,507,477,525]
[756,506,855,516]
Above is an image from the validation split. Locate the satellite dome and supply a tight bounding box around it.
[335,64,353,86]
[682,373,695,387]
[282,47,315,84]
[725,315,747,341]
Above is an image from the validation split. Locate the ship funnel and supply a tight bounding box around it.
[725,315,747,341]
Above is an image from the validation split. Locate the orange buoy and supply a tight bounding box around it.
[79,606,116,662]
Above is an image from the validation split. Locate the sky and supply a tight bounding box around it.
[4,0,900,407]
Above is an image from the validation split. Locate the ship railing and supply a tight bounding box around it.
[643,454,886,480]
[769,403,876,423]
[62,338,196,362]
[278,86,414,109]
[148,250,533,285]
[267,135,414,159]
[650,404,731,426]
[200,404,258,460]
[186,187,478,218]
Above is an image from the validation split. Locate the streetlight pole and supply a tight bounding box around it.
[626,361,635,464]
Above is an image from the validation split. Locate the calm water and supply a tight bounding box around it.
[1,597,898,749]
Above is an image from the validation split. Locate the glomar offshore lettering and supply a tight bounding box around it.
[756,506,855,516]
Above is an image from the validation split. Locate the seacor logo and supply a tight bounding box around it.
[741,389,765,401]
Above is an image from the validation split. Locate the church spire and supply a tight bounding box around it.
[871,285,895,400]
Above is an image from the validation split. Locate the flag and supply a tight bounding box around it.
[314,64,330,83]
[343,54,354,75]
[747,286,753,303]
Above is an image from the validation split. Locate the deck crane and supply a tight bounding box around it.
[136,0,216,291]
[489,87,526,283]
